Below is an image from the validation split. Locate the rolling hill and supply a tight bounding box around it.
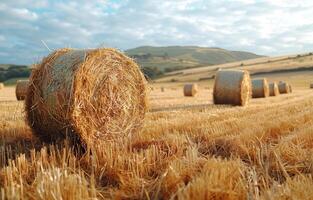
[155,52,313,83]
[125,46,263,72]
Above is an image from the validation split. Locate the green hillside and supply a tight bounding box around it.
[126,46,263,74]
[0,46,262,81]
[0,64,31,84]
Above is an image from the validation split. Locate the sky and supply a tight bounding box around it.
[1,0,313,64]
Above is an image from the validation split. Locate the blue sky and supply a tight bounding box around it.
[1,0,313,64]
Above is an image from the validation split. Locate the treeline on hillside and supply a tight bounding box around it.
[0,64,163,82]
[0,64,178,82]
[0,65,31,82]
[142,65,201,79]
[142,66,164,79]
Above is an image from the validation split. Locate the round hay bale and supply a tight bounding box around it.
[213,69,251,106]
[0,83,4,90]
[26,48,147,147]
[252,78,269,98]
[184,83,198,97]
[16,80,29,101]
[278,82,290,94]
[268,82,280,96]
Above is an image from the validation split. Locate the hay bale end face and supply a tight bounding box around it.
[0,83,4,90]
[252,78,269,98]
[268,82,280,96]
[278,82,290,94]
[26,48,147,147]
[16,80,29,101]
[213,69,251,106]
[184,83,198,97]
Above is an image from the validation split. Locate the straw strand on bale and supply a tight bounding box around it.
[26,48,147,148]
[268,82,280,96]
[278,82,290,94]
[184,84,198,97]
[15,80,29,101]
[251,78,269,98]
[213,69,251,106]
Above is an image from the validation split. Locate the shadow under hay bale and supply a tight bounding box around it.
[183,83,198,97]
[278,82,290,94]
[15,80,29,101]
[269,82,280,96]
[26,48,147,148]
[252,78,269,98]
[213,69,251,106]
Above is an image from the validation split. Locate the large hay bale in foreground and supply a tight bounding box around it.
[184,83,198,97]
[16,80,29,100]
[268,82,279,96]
[0,83,4,90]
[213,69,251,106]
[26,48,147,147]
[278,82,290,94]
[252,78,269,98]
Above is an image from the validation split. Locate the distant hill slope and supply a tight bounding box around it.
[0,46,262,81]
[126,46,263,72]
[155,52,313,83]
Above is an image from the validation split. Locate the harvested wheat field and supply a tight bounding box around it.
[1,79,313,199]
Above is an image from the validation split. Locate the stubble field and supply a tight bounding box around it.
[1,78,313,199]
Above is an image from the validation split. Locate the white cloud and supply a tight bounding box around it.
[13,8,38,20]
[1,0,313,64]
[0,35,5,42]
[239,38,254,46]
[260,45,276,53]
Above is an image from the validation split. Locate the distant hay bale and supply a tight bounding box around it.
[289,84,293,93]
[278,82,290,94]
[26,48,147,147]
[0,83,4,90]
[184,83,198,97]
[15,80,29,101]
[252,78,269,98]
[213,69,251,106]
[268,82,280,96]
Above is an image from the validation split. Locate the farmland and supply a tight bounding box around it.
[1,66,313,199]
[3,0,313,198]
[158,52,313,82]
